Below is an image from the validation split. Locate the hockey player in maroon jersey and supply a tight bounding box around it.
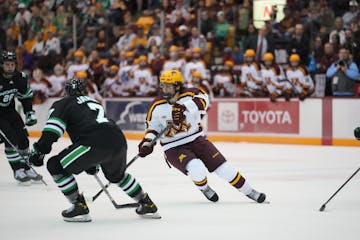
[138,69,266,203]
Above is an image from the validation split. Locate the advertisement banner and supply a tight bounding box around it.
[217,102,239,131]
[105,99,151,131]
[208,100,299,134]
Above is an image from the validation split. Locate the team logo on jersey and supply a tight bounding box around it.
[0,85,3,90]
[178,153,187,163]
[9,80,14,84]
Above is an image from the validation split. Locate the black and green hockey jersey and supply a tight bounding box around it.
[0,70,33,115]
[37,95,126,154]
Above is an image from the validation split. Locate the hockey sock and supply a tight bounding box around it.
[52,174,79,203]
[186,159,209,191]
[5,147,27,171]
[214,162,253,195]
[118,173,144,202]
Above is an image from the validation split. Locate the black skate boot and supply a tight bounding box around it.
[62,194,91,222]
[25,168,43,183]
[201,186,219,202]
[246,189,266,203]
[136,193,161,219]
[14,168,31,186]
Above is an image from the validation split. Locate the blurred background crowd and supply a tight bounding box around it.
[0,0,360,104]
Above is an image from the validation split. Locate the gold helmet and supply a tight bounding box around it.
[74,50,84,58]
[244,49,256,57]
[110,65,119,72]
[192,47,202,53]
[191,71,202,78]
[224,60,234,68]
[263,52,274,61]
[169,45,178,52]
[289,54,300,62]
[138,55,148,62]
[160,69,184,85]
[76,71,87,79]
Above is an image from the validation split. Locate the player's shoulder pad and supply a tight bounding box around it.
[13,70,27,80]
[178,88,199,99]
[52,96,72,108]
[285,66,292,72]
[272,64,281,75]
[252,62,261,70]
[199,83,210,94]
[298,65,309,75]
[146,96,168,121]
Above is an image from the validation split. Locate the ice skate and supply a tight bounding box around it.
[25,168,43,183]
[62,194,91,222]
[201,186,219,202]
[14,168,31,186]
[246,189,266,203]
[136,193,161,219]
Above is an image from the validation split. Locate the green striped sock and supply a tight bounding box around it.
[118,173,143,200]
[53,174,79,199]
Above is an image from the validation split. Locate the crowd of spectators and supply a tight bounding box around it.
[0,0,360,104]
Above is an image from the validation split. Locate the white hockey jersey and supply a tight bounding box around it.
[67,63,89,80]
[213,73,236,96]
[145,88,209,151]
[163,59,186,74]
[117,64,138,90]
[184,61,207,83]
[47,74,67,97]
[240,62,262,90]
[133,68,157,96]
[261,64,290,94]
[285,66,314,94]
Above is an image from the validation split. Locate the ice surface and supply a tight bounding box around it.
[0,138,359,240]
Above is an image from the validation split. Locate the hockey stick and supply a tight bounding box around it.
[90,123,173,202]
[319,166,360,212]
[93,173,139,209]
[0,129,47,186]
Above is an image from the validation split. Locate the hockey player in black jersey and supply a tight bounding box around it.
[28,78,159,222]
[0,51,42,184]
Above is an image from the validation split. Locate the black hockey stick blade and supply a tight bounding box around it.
[319,204,326,212]
[114,202,139,209]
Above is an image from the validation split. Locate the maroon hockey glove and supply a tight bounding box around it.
[138,138,154,158]
[172,103,186,125]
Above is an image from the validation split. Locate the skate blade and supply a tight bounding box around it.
[30,179,44,184]
[17,181,31,186]
[63,214,92,222]
[139,212,161,219]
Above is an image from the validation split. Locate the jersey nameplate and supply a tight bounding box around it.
[76,96,96,104]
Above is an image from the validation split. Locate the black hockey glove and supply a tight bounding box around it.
[85,165,100,175]
[25,111,37,126]
[29,143,45,167]
[172,103,186,125]
[138,138,154,158]
[354,127,360,140]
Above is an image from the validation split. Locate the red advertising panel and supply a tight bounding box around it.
[208,100,299,134]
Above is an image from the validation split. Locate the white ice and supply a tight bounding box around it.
[0,138,359,240]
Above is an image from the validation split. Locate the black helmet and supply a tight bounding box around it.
[65,78,88,96]
[1,51,17,63]
[1,51,17,78]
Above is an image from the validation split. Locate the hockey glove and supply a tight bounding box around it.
[172,103,186,125]
[25,111,37,126]
[138,138,154,158]
[29,143,45,167]
[354,127,360,140]
[85,165,100,175]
